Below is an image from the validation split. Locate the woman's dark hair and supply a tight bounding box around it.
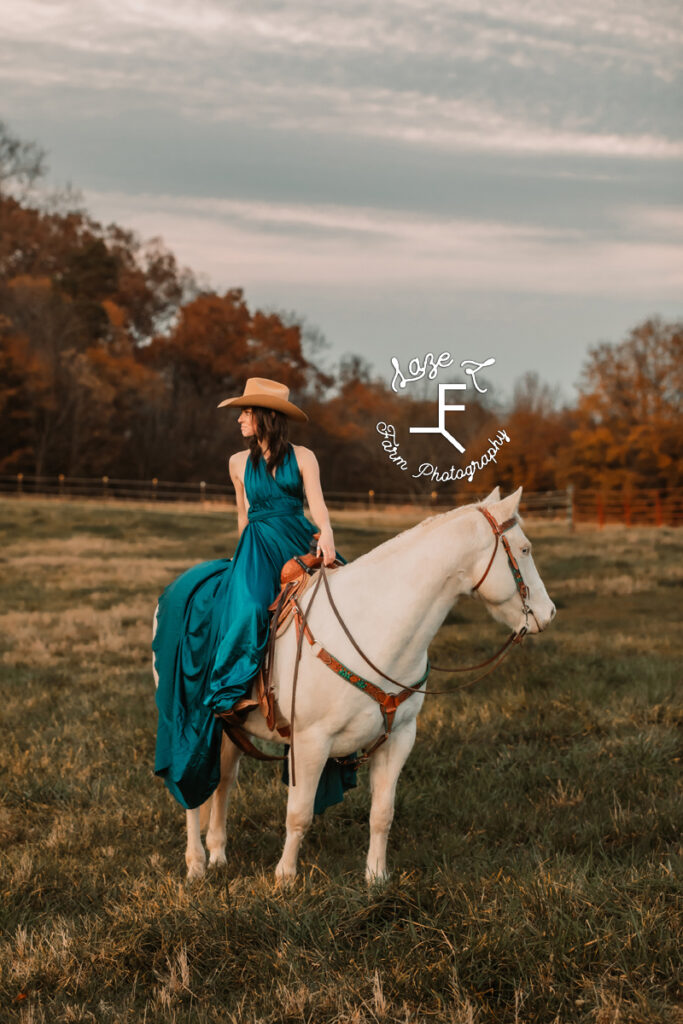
[246,407,290,475]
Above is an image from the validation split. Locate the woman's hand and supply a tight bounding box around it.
[316,527,336,566]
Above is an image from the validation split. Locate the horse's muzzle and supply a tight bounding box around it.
[525,602,556,634]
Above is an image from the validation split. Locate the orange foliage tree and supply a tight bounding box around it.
[0,122,193,477]
[141,290,332,481]
[465,373,575,495]
[565,318,682,492]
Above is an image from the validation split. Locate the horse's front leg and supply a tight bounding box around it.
[366,718,416,883]
[206,733,242,869]
[275,734,330,884]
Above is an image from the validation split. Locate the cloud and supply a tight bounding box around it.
[237,87,683,158]
[84,189,683,299]
[2,0,681,160]
[2,59,680,164]
[618,204,683,238]
[5,0,682,58]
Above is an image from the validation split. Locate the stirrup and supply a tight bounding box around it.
[214,698,258,727]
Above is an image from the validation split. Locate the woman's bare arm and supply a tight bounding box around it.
[296,447,336,565]
[229,453,249,537]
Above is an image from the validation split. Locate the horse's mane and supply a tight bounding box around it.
[350,501,479,570]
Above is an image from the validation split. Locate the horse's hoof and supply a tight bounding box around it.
[208,851,227,869]
[274,863,296,886]
[365,868,389,886]
[186,859,206,881]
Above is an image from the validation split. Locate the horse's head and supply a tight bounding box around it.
[470,487,556,636]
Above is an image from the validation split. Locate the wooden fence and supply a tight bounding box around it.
[571,488,683,527]
[1,474,682,526]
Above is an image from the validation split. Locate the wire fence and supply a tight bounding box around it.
[1,474,682,526]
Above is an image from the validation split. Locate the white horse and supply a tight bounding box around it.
[154,486,555,883]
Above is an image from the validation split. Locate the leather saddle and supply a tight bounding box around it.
[254,535,342,735]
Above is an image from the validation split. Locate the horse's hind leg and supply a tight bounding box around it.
[366,719,416,883]
[186,736,241,879]
[275,735,329,884]
[186,807,205,880]
[206,733,242,869]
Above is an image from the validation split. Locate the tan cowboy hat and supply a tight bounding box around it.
[217,377,308,422]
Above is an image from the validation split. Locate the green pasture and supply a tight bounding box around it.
[0,498,681,1024]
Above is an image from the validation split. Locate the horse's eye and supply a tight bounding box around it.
[521,546,530,556]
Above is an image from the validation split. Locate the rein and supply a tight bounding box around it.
[312,506,529,696]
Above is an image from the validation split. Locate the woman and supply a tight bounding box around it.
[153,377,353,814]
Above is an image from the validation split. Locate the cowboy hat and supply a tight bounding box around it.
[217,377,308,422]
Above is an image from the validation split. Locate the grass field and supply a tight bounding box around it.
[0,498,681,1024]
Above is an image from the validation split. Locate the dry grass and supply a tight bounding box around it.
[0,499,681,1023]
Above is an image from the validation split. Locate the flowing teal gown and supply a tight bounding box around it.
[153,444,356,813]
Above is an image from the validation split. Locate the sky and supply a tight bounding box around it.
[2,0,682,402]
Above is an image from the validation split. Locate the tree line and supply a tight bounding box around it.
[0,122,681,496]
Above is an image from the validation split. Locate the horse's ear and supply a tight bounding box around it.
[495,485,523,520]
[480,486,501,506]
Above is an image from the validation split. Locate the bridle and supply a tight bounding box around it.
[424,505,531,678]
[470,506,531,638]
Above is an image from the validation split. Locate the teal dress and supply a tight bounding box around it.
[153,444,356,812]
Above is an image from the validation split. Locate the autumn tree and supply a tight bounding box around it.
[0,307,54,472]
[459,373,573,494]
[0,120,46,198]
[0,123,193,477]
[566,318,683,491]
[305,355,390,492]
[142,290,331,481]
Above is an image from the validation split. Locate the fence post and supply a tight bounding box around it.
[102,475,109,499]
[17,473,23,495]
[566,484,574,532]
[200,481,206,505]
[624,495,631,527]
[58,473,65,498]
[152,477,158,501]
[655,492,662,527]
[368,489,375,512]
[597,493,604,528]
[431,490,438,508]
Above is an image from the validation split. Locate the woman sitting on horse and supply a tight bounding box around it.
[153,378,350,812]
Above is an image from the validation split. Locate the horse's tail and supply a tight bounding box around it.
[152,604,159,689]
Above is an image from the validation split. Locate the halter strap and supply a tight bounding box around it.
[472,507,519,592]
